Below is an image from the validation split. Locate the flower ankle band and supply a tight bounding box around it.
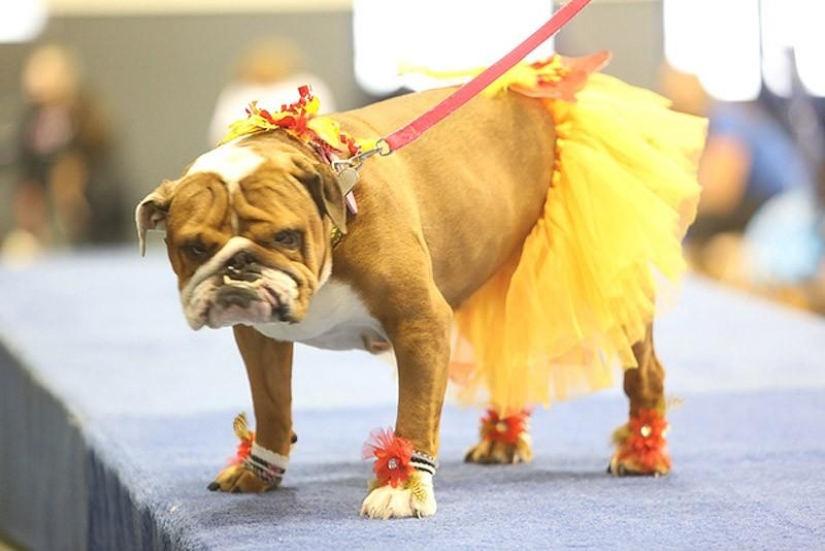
[480,409,531,445]
[228,413,289,484]
[613,408,671,472]
[410,452,438,477]
[243,442,288,484]
[362,427,438,487]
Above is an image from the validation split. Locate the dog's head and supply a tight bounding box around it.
[136,133,347,330]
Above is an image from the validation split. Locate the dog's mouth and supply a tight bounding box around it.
[207,277,287,327]
[186,268,300,330]
[216,276,266,309]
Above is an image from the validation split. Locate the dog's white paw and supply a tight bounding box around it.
[360,472,437,519]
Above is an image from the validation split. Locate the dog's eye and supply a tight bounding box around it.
[274,230,301,250]
[181,242,209,260]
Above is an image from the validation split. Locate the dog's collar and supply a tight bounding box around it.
[329,225,344,249]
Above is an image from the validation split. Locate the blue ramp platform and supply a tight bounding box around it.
[1,248,824,550]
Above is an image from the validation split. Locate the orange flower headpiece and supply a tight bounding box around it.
[220,85,377,158]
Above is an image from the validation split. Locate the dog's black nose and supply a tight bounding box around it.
[228,251,255,271]
[225,252,261,282]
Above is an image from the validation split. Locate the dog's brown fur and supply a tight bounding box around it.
[138,85,668,514]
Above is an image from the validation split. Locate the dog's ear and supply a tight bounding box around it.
[295,158,348,234]
[135,179,177,256]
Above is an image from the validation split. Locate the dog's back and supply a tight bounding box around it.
[332,87,557,307]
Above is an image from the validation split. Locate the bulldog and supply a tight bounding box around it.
[136,56,700,519]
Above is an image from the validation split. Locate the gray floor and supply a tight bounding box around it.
[2,248,824,549]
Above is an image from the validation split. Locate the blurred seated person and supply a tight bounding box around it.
[686,93,812,281]
[739,88,825,311]
[209,38,337,145]
[3,43,129,262]
[658,65,804,281]
[740,183,825,312]
[660,64,816,286]
[694,94,809,234]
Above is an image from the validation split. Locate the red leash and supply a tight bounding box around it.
[382,0,593,154]
[332,0,592,206]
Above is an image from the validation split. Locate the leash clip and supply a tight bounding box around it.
[331,139,391,217]
[331,138,391,174]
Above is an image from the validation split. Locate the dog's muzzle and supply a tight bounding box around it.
[215,251,265,307]
[196,250,293,328]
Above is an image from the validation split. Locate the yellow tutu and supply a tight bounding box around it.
[447,57,706,416]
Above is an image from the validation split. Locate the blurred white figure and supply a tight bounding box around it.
[209,38,337,145]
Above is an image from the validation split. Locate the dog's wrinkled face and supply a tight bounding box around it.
[136,134,346,330]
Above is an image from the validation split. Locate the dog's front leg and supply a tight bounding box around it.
[209,324,294,493]
[360,286,452,519]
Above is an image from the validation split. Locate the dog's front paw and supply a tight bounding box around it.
[360,427,439,518]
[360,472,437,519]
[608,408,671,477]
[465,409,533,464]
[208,464,279,493]
[207,413,288,493]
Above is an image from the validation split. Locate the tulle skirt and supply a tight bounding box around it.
[448,72,705,416]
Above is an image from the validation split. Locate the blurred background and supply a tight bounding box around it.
[1,0,824,314]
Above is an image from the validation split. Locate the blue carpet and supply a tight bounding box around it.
[1,248,824,550]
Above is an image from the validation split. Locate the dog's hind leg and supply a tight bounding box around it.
[464,406,535,465]
[608,324,672,476]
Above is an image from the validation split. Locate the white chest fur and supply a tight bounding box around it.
[252,280,388,352]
